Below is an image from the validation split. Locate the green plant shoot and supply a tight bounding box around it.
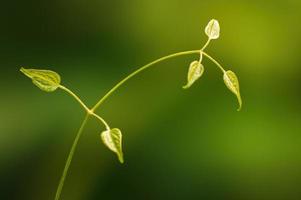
[20,18,242,200]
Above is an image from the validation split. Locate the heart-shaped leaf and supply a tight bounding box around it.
[223,70,242,111]
[101,128,124,163]
[205,19,220,39]
[20,68,61,92]
[183,61,204,89]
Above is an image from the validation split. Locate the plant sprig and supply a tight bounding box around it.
[20,19,242,200]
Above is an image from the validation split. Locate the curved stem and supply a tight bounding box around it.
[202,52,226,73]
[199,38,210,62]
[90,112,110,130]
[201,38,211,51]
[91,50,200,112]
[92,50,226,112]
[59,85,110,129]
[54,114,90,200]
[59,85,90,112]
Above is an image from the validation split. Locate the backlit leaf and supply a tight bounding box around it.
[101,128,124,163]
[20,68,61,92]
[183,61,204,89]
[205,19,220,39]
[223,70,242,111]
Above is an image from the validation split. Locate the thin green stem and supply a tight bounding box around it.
[59,85,90,112]
[90,112,110,130]
[54,114,90,200]
[53,88,109,200]
[91,50,200,112]
[59,85,110,129]
[202,51,226,73]
[199,38,211,62]
[201,38,211,51]
[92,50,226,112]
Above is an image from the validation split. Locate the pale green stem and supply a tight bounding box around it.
[59,85,110,130]
[201,38,211,51]
[59,85,90,113]
[90,112,110,130]
[54,114,90,200]
[202,51,226,73]
[54,86,110,200]
[91,50,199,111]
[92,50,225,112]
[199,38,211,62]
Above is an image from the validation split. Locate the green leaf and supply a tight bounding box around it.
[205,19,220,39]
[20,68,61,92]
[101,128,124,163]
[223,70,242,111]
[183,61,204,89]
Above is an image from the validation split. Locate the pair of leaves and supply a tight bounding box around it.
[101,128,124,163]
[20,67,125,163]
[183,19,220,89]
[183,65,242,111]
[20,68,61,92]
[183,19,241,110]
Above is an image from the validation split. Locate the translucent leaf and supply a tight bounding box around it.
[101,128,124,163]
[20,68,61,92]
[183,61,204,89]
[223,70,242,111]
[205,19,220,39]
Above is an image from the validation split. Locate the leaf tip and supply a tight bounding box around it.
[118,154,124,164]
[20,67,28,76]
[182,84,190,89]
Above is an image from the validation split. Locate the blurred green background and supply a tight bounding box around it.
[1,0,301,199]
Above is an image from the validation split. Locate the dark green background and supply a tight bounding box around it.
[1,0,301,199]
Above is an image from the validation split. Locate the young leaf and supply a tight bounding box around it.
[223,70,242,111]
[183,61,204,89]
[101,128,124,163]
[205,19,220,39]
[20,68,61,92]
